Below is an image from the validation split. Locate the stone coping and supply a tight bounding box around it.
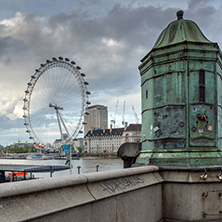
[0,165,159,198]
[159,165,222,171]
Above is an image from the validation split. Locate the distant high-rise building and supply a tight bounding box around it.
[84,105,108,135]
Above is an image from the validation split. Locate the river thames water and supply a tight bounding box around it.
[0,157,123,179]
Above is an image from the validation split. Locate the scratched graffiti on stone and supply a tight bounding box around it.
[100,176,145,194]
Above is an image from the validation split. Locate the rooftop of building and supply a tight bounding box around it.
[126,124,141,132]
[85,128,124,137]
[87,105,107,110]
[85,124,141,138]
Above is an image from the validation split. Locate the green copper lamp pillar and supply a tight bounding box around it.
[136,11,222,169]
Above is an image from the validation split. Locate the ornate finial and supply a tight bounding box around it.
[177,10,183,20]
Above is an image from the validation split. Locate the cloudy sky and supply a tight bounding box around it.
[0,0,221,146]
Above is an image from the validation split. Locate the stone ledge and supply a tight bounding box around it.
[84,165,159,183]
[0,174,88,198]
[0,166,161,222]
[161,171,222,183]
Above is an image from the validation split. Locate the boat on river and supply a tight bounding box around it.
[26,155,53,160]
[0,164,70,182]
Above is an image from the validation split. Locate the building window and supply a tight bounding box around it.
[199,70,205,102]
[146,90,148,99]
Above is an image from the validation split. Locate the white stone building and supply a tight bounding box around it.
[84,123,141,153]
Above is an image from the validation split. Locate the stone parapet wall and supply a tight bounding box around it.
[161,170,222,221]
[0,166,163,222]
[1,166,221,222]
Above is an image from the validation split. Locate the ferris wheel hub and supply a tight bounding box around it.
[49,103,63,110]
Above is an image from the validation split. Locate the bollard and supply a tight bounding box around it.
[77,166,81,174]
[96,164,100,172]
[50,166,53,177]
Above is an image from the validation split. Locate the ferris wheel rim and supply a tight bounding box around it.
[23,57,90,149]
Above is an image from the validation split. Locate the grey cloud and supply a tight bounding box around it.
[2,2,221,98]
[43,5,177,94]
[2,0,222,145]
[0,36,27,57]
[0,116,23,130]
[185,0,222,46]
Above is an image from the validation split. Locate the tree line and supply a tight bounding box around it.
[1,144,36,154]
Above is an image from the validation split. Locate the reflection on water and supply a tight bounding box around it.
[0,158,123,179]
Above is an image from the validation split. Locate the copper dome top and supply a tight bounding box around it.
[153,11,212,49]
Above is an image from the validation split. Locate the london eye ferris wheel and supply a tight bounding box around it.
[23,57,90,149]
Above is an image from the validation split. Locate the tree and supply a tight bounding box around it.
[77,147,82,153]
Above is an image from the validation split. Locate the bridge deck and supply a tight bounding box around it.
[0,164,70,173]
